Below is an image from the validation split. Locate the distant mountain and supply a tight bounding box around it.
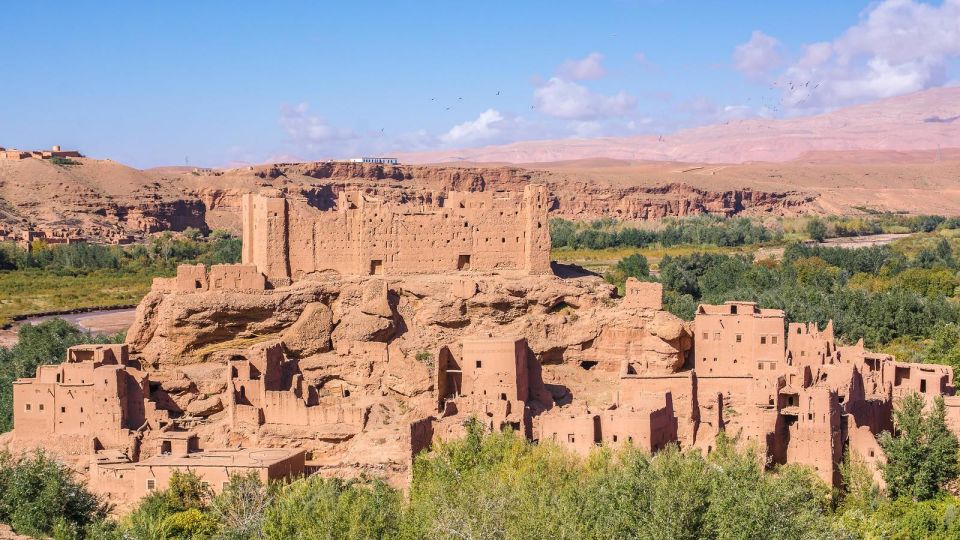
[397,87,960,164]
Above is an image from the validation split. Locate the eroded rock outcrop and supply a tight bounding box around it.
[114,269,689,484]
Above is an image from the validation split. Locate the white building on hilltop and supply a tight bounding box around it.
[349,157,399,165]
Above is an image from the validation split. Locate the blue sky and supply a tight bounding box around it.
[1,1,958,168]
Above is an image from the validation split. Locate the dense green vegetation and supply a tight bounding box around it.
[0,229,240,324]
[0,228,241,274]
[0,319,125,433]
[607,238,960,361]
[551,213,960,253]
[0,451,107,539]
[878,394,959,501]
[0,411,953,539]
[551,215,780,250]
[49,156,81,167]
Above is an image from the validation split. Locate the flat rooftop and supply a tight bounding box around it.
[135,447,303,468]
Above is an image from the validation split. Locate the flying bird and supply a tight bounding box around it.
[496,91,500,96]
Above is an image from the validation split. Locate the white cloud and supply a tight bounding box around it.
[442,109,507,144]
[279,103,357,148]
[533,77,636,120]
[557,52,608,80]
[634,51,656,70]
[733,30,783,79]
[777,0,960,108]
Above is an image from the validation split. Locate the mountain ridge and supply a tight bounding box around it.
[396,87,960,165]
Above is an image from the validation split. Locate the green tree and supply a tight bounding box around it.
[263,476,401,540]
[879,393,960,500]
[210,472,272,540]
[0,450,107,537]
[807,218,828,242]
[120,471,213,540]
[605,253,653,291]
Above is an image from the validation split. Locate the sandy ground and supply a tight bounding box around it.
[0,308,136,348]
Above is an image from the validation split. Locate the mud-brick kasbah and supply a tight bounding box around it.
[3,184,959,509]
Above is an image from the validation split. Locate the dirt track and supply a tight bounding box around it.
[0,308,136,348]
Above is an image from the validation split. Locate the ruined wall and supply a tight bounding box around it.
[241,185,551,283]
[622,279,663,310]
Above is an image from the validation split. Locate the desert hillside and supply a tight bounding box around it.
[3,88,960,242]
[3,154,960,242]
[397,87,960,165]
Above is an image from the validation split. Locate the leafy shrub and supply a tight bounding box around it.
[879,393,959,501]
[0,451,107,537]
[263,476,402,540]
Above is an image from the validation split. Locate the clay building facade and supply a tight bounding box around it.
[13,344,308,502]
[542,299,959,487]
[241,185,551,284]
[693,301,786,377]
[0,145,82,160]
[225,341,367,434]
[437,336,551,437]
[131,448,305,499]
[9,187,960,504]
[12,344,160,453]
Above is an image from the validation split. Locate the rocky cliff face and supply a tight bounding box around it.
[177,162,818,235]
[0,158,208,241]
[121,270,690,483]
[0,158,821,242]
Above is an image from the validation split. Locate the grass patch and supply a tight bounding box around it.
[552,244,760,272]
[0,269,163,326]
[889,229,960,259]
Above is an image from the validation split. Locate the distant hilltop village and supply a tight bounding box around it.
[346,157,399,165]
[0,145,82,160]
[4,185,960,507]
